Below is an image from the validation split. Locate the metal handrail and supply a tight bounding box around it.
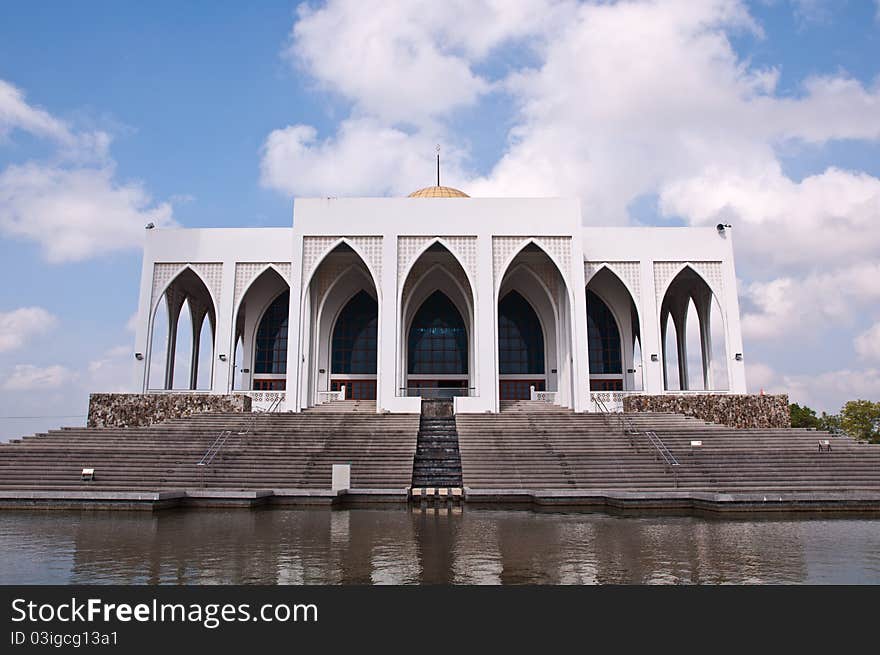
[594,396,679,477]
[645,430,680,469]
[197,430,232,467]
[196,396,282,469]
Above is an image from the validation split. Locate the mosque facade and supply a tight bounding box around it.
[132,185,747,413]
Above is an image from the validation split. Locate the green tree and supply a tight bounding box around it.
[839,400,880,443]
[818,412,841,434]
[790,403,820,429]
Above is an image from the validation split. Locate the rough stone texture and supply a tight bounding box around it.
[623,394,790,429]
[88,393,252,428]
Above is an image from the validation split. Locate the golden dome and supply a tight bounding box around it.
[407,185,470,198]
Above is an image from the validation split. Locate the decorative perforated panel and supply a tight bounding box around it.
[400,256,472,308]
[234,263,291,309]
[493,236,572,289]
[584,261,641,302]
[653,261,723,303]
[397,236,477,292]
[150,262,223,311]
[303,236,383,286]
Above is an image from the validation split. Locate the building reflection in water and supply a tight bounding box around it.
[2,508,879,584]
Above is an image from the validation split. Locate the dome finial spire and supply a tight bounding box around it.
[435,144,441,187]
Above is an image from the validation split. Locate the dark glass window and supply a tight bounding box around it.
[254,291,288,374]
[407,291,468,374]
[587,290,622,374]
[331,290,378,374]
[498,291,545,375]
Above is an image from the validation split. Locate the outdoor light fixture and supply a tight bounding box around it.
[651,354,659,362]
[218,354,227,361]
[735,353,743,361]
[716,223,732,233]
[134,352,144,361]
[145,222,155,230]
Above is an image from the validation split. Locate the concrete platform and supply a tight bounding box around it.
[464,488,880,514]
[2,486,880,514]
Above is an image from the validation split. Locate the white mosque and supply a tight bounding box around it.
[132,183,747,414]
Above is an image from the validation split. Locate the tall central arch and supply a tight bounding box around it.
[399,241,475,399]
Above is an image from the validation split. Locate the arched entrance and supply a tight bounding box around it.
[498,290,546,400]
[330,290,378,399]
[406,290,469,397]
[399,241,475,399]
[302,242,380,407]
[232,267,290,391]
[496,242,574,407]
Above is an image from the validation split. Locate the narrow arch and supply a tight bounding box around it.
[234,267,290,392]
[252,289,289,391]
[146,265,217,391]
[585,266,642,392]
[659,265,728,391]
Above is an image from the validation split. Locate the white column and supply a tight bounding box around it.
[673,308,689,391]
[189,309,203,390]
[133,247,155,393]
[378,233,399,412]
[721,231,747,393]
[164,292,182,390]
[695,291,713,391]
[640,260,664,394]
[213,260,237,394]
[286,233,305,411]
[569,238,589,412]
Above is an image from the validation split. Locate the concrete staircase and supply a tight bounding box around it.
[411,415,463,488]
[304,400,378,413]
[456,411,880,493]
[0,411,419,491]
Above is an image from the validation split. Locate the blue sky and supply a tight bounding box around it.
[1,0,879,439]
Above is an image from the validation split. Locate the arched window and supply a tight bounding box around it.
[332,291,377,374]
[587,290,621,375]
[499,291,545,374]
[408,291,468,375]
[254,291,289,374]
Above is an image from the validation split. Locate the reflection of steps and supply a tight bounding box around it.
[457,411,880,492]
[499,400,573,414]
[0,411,418,491]
[411,416,463,488]
[304,400,377,413]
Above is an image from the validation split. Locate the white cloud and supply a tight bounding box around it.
[740,263,880,341]
[287,0,568,125]
[260,119,469,197]
[855,322,880,361]
[0,79,74,144]
[0,162,175,262]
[86,345,135,393]
[0,78,175,261]
[1,364,76,391]
[0,307,58,353]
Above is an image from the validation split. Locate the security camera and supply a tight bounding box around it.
[716,223,731,232]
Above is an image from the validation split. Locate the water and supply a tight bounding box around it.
[1,508,879,584]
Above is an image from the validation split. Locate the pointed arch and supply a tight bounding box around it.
[233,262,290,321]
[496,238,572,301]
[303,237,382,303]
[586,265,642,391]
[398,237,476,307]
[659,264,728,391]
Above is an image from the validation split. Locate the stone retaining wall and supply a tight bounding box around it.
[623,394,790,429]
[88,393,252,429]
